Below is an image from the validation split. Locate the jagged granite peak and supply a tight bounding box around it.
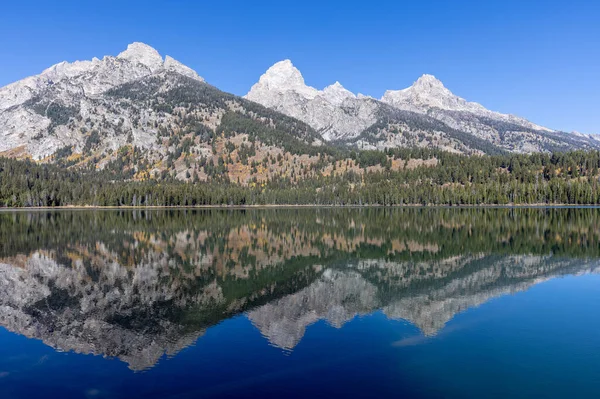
[245,60,376,141]
[2,44,599,162]
[0,41,203,111]
[117,42,164,72]
[381,73,552,132]
[414,73,445,88]
[246,59,319,102]
[246,64,570,149]
[321,81,356,106]
[245,61,600,153]
[0,42,205,159]
[382,73,489,115]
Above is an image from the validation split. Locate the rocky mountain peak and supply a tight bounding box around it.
[245,61,376,141]
[249,59,318,99]
[2,43,592,160]
[245,60,571,150]
[116,42,164,72]
[0,42,207,159]
[321,81,356,105]
[402,73,454,100]
[381,73,487,115]
[413,74,445,89]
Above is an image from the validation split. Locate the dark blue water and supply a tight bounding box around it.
[0,208,599,398]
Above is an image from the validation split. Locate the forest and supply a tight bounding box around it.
[1,149,600,207]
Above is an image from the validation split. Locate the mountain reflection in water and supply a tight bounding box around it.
[0,208,598,371]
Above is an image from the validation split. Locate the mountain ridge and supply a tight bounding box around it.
[381,73,553,132]
[245,59,599,153]
[1,42,599,171]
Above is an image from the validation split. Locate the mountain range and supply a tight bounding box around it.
[0,42,598,180]
[246,59,598,153]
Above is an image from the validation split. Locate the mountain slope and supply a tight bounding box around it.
[1,42,599,176]
[381,74,550,131]
[1,43,356,184]
[246,61,600,154]
[0,43,207,159]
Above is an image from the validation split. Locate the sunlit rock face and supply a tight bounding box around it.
[245,60,377,141]
[246,62,600,153]
[2,44,599,162]
[381,74,548,131]
[0,42,203,160]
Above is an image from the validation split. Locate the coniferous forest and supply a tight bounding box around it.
[2,149,600,207]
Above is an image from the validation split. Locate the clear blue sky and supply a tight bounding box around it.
[1,0,599,133]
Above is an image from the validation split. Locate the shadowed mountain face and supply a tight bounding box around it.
[0,208,599,369]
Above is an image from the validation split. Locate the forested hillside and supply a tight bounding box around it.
[2,149,600,206]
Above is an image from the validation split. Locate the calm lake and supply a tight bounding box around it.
[0,208,599,398]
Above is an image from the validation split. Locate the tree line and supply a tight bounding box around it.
[2,149,600,207]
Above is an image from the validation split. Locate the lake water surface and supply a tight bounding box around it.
[0,208,599,398]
